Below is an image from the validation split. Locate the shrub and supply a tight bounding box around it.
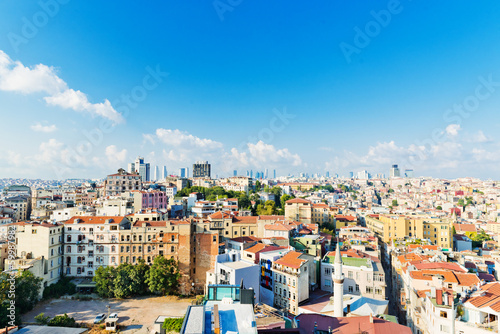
[48,313,76,327]
[34,312,50,325]
[43,276,76,299]
[162,317,184,332]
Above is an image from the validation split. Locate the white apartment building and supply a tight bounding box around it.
[206,249,260,302]
[272,250,310,315]
[321,252,386,300]
[63,216,130,277]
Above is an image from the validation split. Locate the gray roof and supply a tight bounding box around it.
[16,325,88,334]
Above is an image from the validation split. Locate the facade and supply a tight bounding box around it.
[272,250,310,315]
[63,216,129,277]
[321,251,386,301]
[104,168,142,196]
[366,214,453,248]
[4,195,31,221]
[14,221,64,287]
[192,161,211,178]
[284,198,312,224]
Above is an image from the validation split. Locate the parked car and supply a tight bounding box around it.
[108,313,118,319]
[94,313,106,324]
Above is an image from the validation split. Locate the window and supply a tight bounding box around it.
[348,286,353,293]
[348,271,353,279]
[67,246,71,252]
[67,235,71,242]
[440,311,448,318]
[325,268,331,275]
[324,279,331,287]
[355,284,359,292]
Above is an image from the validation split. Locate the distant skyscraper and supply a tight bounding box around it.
[193,161,211,178]
[264,168,268,179]
[128,157,150,182]
[154,165,159,181]
[162,166,167,179]
[349,172,354,178]
[326,171,330,178]
[357,170,370,180]
[233,170,237,177]
[405,169,414,178]
[390,164,400,178]
[179,168,188,178]
[250,170,253,178]
[273,169,276,179]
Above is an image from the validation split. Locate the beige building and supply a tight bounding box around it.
[365,214,453,249]
[104,168,142,196]
[14,221,64,287]
[285,198,312,224]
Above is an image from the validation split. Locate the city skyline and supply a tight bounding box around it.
[1,2,500,180]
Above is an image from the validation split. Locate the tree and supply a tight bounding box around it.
[388,188,394,193]
[146,257,181,295]
[280,194,294,207]
[436,206,442,210]
[392,200,398,207]
[48,313,76,327]
[457,199,465,207]
[238,194,251,209]
[255,180,262,191]
[94,266,117,298]
[113,263,135,298]
[163,317,185,332]
[15,271,42,314]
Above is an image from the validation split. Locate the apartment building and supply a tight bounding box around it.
[206,249,260,301]
[366,214,453,248]
[63,216,129,277]
[321,251,386,300]
[126,190,168,211]
[272,250,310,315]
[284,198,312,224]
[14,221,64,287]
[207,212,259,240]
[104,168,142,196]
[4,195,31,221]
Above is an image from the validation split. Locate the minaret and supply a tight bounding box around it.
[333,239,344,317]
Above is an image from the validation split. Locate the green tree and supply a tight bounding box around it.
[15,271,42,314]
[238,194,251,209]
[436,206,442,210]
[280,194,294,207]
[146,257,181,295]
[113,263,135,298]
[48,313,76,327]
[35,313,50,325]
[163,317,185,332]
[457,199,465,207]
[94,266,117,298]
[388,188,394,193]
[255,180,262,191]
[392,199,398,207]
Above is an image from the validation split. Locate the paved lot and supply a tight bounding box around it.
[23,295,195,333]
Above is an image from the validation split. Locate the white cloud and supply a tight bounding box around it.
[105,145,127,162]
[35,139,64,164]
[30,122,57,133]
[445,124,461,136]
[247,141,302,167]
[0,50,124,124]
[155,129,223,150]
[472,130,492,143]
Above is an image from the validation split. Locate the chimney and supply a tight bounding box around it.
[369,313,373,323]
[431,287,436,298]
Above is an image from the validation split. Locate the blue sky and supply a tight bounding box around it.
[1,0,500,179]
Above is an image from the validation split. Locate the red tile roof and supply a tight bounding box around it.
[274,251,306,269]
